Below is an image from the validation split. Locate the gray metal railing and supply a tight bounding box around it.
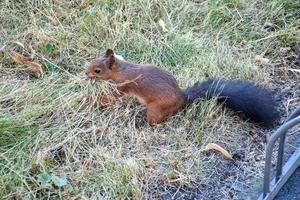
[258,108,300,200]
[275,108,300,182]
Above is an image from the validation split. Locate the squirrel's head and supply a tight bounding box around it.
[85,49,117,81]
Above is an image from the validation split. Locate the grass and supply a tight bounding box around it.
[0,0,299,199]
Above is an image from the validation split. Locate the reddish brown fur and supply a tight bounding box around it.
[85,49,184,125]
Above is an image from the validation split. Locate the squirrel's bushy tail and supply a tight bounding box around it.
[183,78,279,127]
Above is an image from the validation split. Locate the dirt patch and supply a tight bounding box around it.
[239,42,300,200]
[271,42,300,114]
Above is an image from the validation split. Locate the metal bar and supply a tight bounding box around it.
[258,145,300,200]
[285,108,300,122]
[276,108,300,181]
[276,134,286,182]
[263,116,300,197]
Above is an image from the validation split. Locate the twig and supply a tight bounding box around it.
[117,74,143,87]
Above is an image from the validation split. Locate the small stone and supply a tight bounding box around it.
[255,155,263,161]
[264,22,275,31]
[280,47,291,54]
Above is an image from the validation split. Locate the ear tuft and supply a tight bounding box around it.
[107,54,115,69]
[105,49,114,57]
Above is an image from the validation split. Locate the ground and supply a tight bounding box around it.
[275,167,300,200]
[0,0,299,200]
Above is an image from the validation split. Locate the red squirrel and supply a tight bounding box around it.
[85,49,279,127]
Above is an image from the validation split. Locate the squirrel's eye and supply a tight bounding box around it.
[95,69,101,74]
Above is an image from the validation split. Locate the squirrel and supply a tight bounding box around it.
[85,49,279,127]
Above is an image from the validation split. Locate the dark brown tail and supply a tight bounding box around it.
[183,78,280,128]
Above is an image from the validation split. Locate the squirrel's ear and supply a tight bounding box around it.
[107,54,115,69]
[105,49,114,57]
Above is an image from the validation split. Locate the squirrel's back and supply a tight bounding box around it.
[114,61,184,106]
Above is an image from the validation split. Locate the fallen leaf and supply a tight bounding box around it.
[255,55,270,66]
[25,62,43,76]
[203,143,233,160]
[10,51,33,64]
[10,51,43,76]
